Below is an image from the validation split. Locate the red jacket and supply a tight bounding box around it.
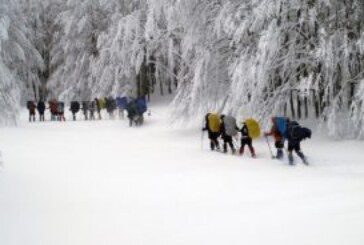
[265,125,282,142]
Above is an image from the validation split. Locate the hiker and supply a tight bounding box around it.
[239,121,256,158]
[49,99,58,121]
[202,113,221,151]
[95,98,102,120]
[81,101,89,120]
[89,100,96,120]
[70,101,80,121]
[57,101,65,121]
[220,115,237,154]
[106,96,116,119]
[27,101,36,122]
[286,120,311,165]
[37,100,46,121]
[264,117,286,159]
[116,97,127,119]
[126,99,139,127]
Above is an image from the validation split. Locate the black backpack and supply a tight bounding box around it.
[288,121,312,141]
[71,101,80,112]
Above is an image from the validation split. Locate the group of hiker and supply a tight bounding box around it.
[27,99,64,122]
[202,113,312,165]
[26,96,148,127]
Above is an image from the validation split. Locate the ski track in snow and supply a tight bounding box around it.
[1,99,364,245]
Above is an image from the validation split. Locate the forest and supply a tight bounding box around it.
[0,0,364,139]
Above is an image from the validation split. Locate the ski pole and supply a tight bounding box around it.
[265,135,275,159]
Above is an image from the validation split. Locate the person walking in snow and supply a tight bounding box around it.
[106,96,116,119]
[57,101,66,121]
[89,100,96,120]
[286,120,309,165]
[81,101,89,120]
[49,99,58,121]
[70,101,80,121]
[264,117,285,159]
[37,100,45,122]
[220,115,237,154]
[126,99,139,127]
[27,101,36,122]
[202,113,221,151]
[239,122,256,158]
[95,98,102,120]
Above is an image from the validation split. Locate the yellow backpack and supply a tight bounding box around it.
[245,118,261,139]
[208,113,221,133]
[99,98,106,109]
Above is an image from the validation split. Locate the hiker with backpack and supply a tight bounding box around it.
[27,101,36,122]
[264,117,287,159]
[239,120,257,158]
[70,101,80,121]
[105,96,117,119]
[89,100,96,120]
[37,100,46,121]
[220,115,238,154]
[202,113,221,151]
[81,101,89,120]
[49,99,58,121]
[116,97,128,119]
[126,99,138,126]
[95,98,102,120]
[57,101,65,121]
[286,120,311,165]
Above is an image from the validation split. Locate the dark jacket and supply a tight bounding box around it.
[70,101,80,113]
[240,124,250,139]
[37,101,45,114]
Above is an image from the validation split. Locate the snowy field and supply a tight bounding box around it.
[1,98,364,245]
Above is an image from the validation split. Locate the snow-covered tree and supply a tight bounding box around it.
[0,0,43,125]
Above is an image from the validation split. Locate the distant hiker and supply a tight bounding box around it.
[27,101,36,122]
[220,115,238,154]
[106,96,116,119]
[286,120,311,165]
[239,121,256,158]
[116,97,128,119]
[81,101,89,120]
[57,101,65,121]
[202,113,221,151]
[36,101,45,122]
[126,99,139,127]
[89,100,96,120]
[264,117,287,159]
[95,98,102,120]
[70,101,80,121]
[49,99,58,121]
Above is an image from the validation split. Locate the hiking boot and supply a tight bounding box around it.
[210,142,215,151]
[250,147,256,158]
[303,159,309,165]
[276,149,283,159]
[239,147,244,155]
[288,153,294,165]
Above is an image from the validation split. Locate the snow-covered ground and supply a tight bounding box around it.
[1,97,364,245]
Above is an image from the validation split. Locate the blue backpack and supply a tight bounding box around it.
[274,117,289,137]
[116,97,128,108]
[136,96,147,114]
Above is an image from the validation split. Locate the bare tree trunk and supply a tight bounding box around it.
[290,90,296,119]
